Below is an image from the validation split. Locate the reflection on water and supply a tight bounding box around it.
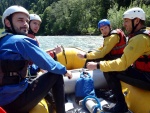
[37,36,103,51]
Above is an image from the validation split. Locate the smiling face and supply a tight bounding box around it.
[99,25,110,36]
[123,17,142,34]
[29,20,41,33]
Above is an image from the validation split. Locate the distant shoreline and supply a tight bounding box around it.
[0,29,101,36]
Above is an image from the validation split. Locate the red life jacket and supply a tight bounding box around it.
[109,29,126,55]
[129,29,150,72]
[46,50,57,60]
[46,50,56,58]
[27,34,40,46]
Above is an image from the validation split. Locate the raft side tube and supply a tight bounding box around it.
[57,48,86,70]
[30,99,49,113]
[122,82,150,113]
[64,69,108,94]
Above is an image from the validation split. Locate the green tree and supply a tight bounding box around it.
[115,0,131,10]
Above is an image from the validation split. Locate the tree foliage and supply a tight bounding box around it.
[0,0,150,35]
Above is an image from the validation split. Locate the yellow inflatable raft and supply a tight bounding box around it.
[56,47,150,113]
[57,47,86,69]
[122,82,150,113]
[30,99,49,113]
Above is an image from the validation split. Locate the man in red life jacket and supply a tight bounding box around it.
[77,19,126,63]
[77,19,126,102]
[28,14,62,60]
[27,14,63,75]
[85,7,150,113]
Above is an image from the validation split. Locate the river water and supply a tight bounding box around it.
[37,36,103,51]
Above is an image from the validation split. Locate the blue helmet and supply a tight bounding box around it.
[98,19,110,29]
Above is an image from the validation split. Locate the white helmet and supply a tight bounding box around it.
[2,5,29,25]
[123,7,145,20]
[29,14,42,22]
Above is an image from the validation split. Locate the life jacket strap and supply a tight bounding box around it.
[0,60,28,86]
[0,75,25,86]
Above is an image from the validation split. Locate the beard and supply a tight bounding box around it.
[14,26,29,35]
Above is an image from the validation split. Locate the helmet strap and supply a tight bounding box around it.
[6,14,17,34]
[131,19,140,34]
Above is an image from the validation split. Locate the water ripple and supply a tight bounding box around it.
[37,36,103,52]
